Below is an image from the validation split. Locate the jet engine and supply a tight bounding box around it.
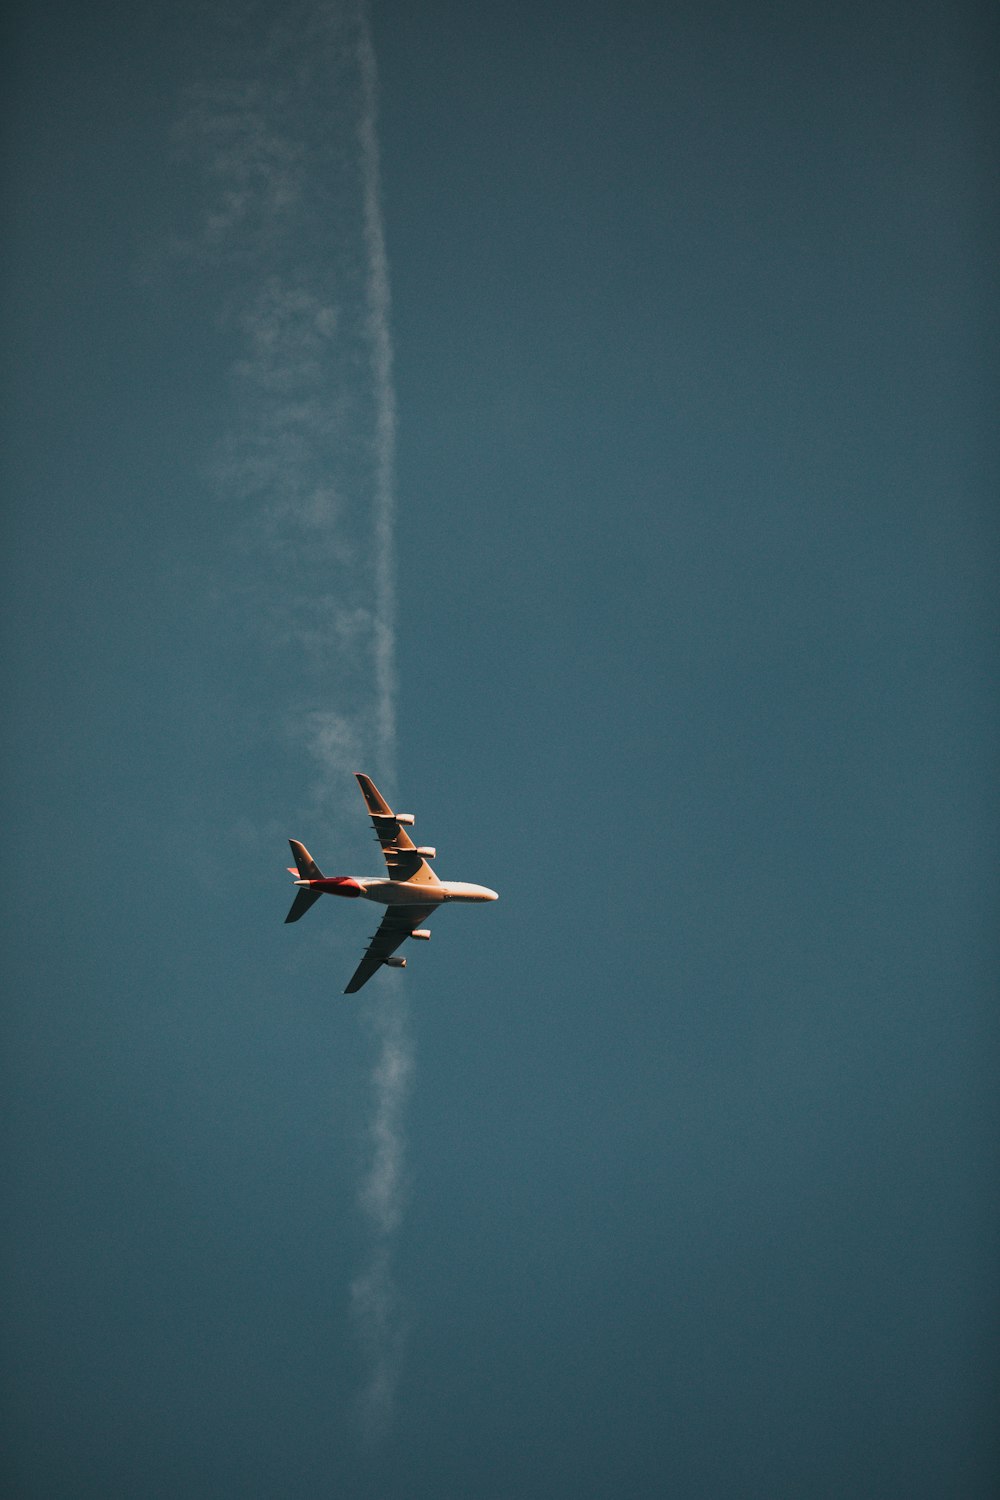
[410,929,431,941]
[385,956,406,969]
[415,846,436,859]
[395,813,415,826]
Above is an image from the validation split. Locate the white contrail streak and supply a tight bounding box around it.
[351,996,412,1437]
[350,7,413,1441]
[171,0,412,1437]
[357,16,397,789]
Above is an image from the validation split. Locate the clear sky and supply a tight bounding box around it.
[2,1,997,1496]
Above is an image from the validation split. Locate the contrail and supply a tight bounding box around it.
[349,9,414,1441]
[169,0,412,1437]
[357,16,397,788]
[350,985,413,1439]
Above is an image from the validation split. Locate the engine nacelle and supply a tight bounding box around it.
[384,956,406,969]
[395,813,415,826]
[415,846,436,859]
[410,929,431,941]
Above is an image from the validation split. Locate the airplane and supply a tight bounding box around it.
[284,772,499,993]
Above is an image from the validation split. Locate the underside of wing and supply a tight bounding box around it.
[355,771,439,886]
[344,905,436,994]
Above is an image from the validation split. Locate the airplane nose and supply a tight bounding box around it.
[486,888,499,901]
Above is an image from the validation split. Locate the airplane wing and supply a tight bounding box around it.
[355,772,440,887]
[344,904,436,994]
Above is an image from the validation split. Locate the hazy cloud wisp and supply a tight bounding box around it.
[172,0,412,1436]
[350,12,412,1440]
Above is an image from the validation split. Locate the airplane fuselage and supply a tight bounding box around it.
[285,772,498,992]
[294,876,498,906]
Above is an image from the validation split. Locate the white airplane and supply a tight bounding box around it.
[285,772,499,993]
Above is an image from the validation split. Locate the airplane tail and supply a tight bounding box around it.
[288,839,323,881]
[285,839,324,923]
[285,886,322,923]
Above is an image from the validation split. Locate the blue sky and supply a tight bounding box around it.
[2,2,997,1495]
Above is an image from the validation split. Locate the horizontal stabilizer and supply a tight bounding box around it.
[288,839,323,881]
[285,886,322,924]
